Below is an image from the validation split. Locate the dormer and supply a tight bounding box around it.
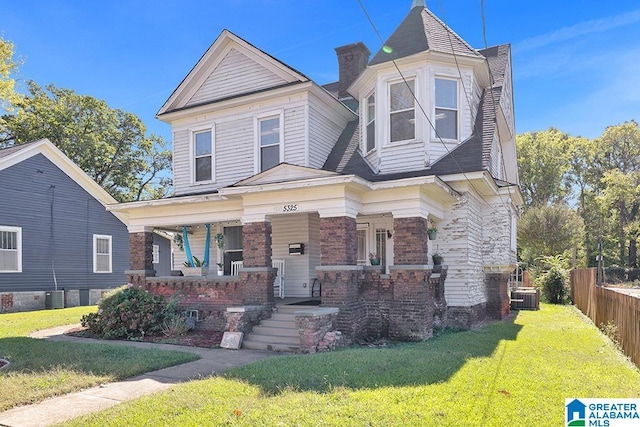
[348,3,491,175]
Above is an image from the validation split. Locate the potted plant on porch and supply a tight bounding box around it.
[181,256,208,276]
[432,253,443,266]
[369,252,381,266]
[215,233,225,275]
[427,220,437,240]
[216,263,224,276]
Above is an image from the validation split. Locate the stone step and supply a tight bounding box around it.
[270,312,297,322]
[242,339,300,352]
[259,318,296,329]
[245,333,300,346]
[252,325,299,337]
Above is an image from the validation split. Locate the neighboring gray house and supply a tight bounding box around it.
[0,139,133,312]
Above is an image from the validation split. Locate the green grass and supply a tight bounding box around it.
[64,304,640,426]
[0,307,199,411]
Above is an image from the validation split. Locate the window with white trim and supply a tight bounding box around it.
[193,129,213,182]
[435,78,458,140]
[259,116,280,172]
[93,234,112,273]
[152,244,160,264]
[389,79,415,143]
[0,226,21,273]
[365,92,376,153]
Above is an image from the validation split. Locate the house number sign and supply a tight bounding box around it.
[282,204,298,212]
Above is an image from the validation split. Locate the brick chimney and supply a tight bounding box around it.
[335,42,370,99]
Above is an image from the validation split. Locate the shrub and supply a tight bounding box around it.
[535,255,570,304]
[81,285,176,339]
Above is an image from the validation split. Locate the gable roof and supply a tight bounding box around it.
[369,5,481,66]
[0,140,127,223]
[233,163,339,187]
[157,30,311,117]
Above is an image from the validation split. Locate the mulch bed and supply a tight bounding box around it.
[65,327,223,348]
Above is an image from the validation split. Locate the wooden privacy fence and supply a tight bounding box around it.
[571,268,640,369]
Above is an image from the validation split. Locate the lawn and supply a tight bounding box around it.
[63,304,640,426]
[0,306,199,412]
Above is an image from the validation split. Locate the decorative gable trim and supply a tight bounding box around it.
[158,30,310,116]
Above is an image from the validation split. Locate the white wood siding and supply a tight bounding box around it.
[283,106,306,165]
[308,95,347,169]
[173,129,191,196]
[379,142,425,173]
[186,48,288,107]
[172,228,218,272]
[438,192,485,306]
[482,200,517,266]
[215,118,254,187]
[271,214,314,297]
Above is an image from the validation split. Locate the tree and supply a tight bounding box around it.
[0,37,21,111]
[518,204,585,267]
[516,128,573,208]
[0,82,171,202]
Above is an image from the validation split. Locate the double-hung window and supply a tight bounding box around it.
[365,92,376,152]
[193,129,213,182]
[389,79,416,143]
[93,234,112,273]
[259,116,280,172]
[435,78,458,140]
[0,226,21,273]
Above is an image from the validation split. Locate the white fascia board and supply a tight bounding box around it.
[107,193,228,213]
[220,174,371,196]
[158,81,314,123]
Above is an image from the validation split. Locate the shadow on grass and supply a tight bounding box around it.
[0,337,197,379]
[226,314,523,394]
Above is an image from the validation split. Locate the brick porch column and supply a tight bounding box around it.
[318,215,363,342]
[241,221,275,309]
[393,217,429,265]
[126,228,155,288]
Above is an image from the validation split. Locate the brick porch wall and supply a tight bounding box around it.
[389,267,433,341]
[129,231,154,271]
[318,267,365,342]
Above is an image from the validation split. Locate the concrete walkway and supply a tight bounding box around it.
[0,325,278,427]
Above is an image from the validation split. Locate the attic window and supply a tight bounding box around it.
[389,79,415,143]
[193,129,213,182]
[259,116,280,172]
[435,78,458,140]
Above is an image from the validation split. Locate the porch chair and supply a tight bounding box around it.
[272,259,285,299]
[231,260,243,277]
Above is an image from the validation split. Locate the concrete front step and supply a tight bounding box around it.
[242,305,302,352]
[252,325,299,337]
[245,333,300,345]
[242,339,300,352]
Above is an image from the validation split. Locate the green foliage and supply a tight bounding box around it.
[183,255,204,267]
[535,256,571,304]
[81,285,181,339]
[0,37,21,111]
[0,82,172,201]
[518,203,585,267]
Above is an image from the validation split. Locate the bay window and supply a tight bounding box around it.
[365,92,376,152]
[389,79,416,143]
[435,78,458,140]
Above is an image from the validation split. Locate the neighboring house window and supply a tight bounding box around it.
[389,79,415,143]
[0,226,21,273]
[365,92,376,152]
[152,244,160,264]
[435,78,458,140]
[193,129,213,182]
[259,116,280,172]
[93,234,112,273]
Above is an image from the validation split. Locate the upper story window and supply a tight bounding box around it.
[259,116,280,172]
[435,78,458,140]
[0,226,21,273]
[93,234,112,273]
[389,79,415,143]
[365,92,376,153]
[193,129,213,182]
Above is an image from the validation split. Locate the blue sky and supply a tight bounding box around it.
[2,0,640,141]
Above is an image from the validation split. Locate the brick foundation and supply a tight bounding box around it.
[295,307,342,353]
[225,306,270,334]
[446,304,487,329]
[485,271,511,320]
[1,293,13,311]
[393,217,429,265]
[320,217,357,265]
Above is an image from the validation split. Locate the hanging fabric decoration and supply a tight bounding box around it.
[203,224,211,267]
[183,226,194,267]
